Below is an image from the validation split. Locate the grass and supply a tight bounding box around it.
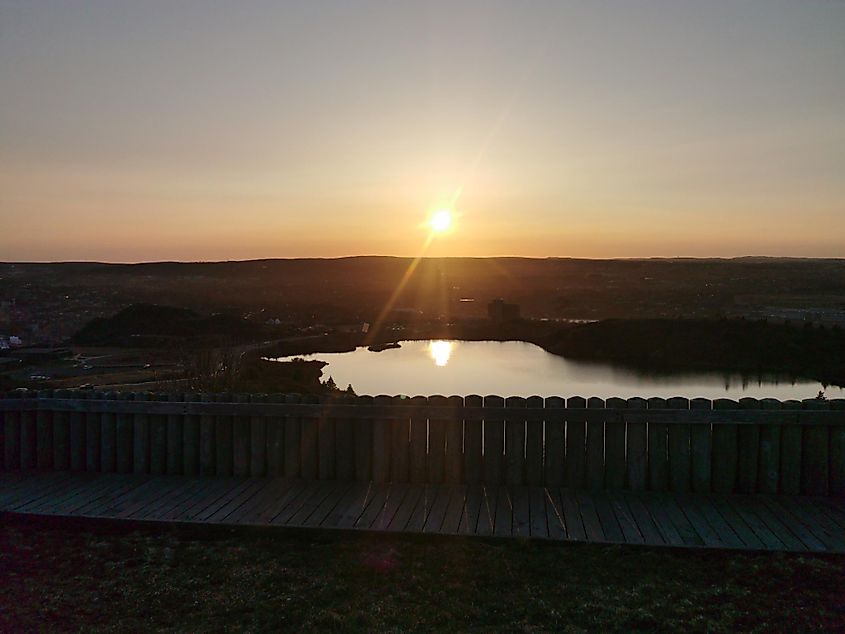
[1,514,843,632]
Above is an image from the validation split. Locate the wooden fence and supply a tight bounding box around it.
[1,390,843,496]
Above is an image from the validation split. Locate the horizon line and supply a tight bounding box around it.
[3,254,845,266]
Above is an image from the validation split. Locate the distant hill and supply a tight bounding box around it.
[3,257,845,342]
[543,318,845,387]
[72,304,274,347]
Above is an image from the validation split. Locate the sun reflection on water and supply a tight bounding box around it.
[428,340,454,367]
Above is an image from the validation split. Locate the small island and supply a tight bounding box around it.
[367,342,401,352]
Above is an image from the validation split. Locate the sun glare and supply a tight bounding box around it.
[428,340,454,367]
[430,209,453,233]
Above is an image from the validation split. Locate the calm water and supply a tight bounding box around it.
[272,339,843,400]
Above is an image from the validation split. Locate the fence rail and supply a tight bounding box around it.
[1,390,843,496]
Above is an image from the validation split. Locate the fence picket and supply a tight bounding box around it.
[464,395,483,485]
[483,396,505,485]
[284,393,303,478]
[525,395,544,486]
[36,389,54,470]
[427,395,447,484]
[780,400,802,495]
[737,398,761,494]
[667,397,691,493]
[647,397,668,491]
[604,397,626,489]
[215,392,234,477]
[199,393,215,476]
[167,392,183,475]
[712,399,739,494]
[690,398,712,493]
[544,397,565,487]
[409,395,427,483]
[84,391,101,473]
[757,398,781,494]
[830,400,845,496]
[353,395,372,482]
[586,397,605,491]
[101,392,117,473]
[266,393,286,477]
[183,392,200,476]
[505,396,526,486]
[250,394,267,477]
[626,397,648,491]
[801,398,829,496]
[20,390,37,470]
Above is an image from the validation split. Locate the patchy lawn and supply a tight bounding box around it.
[0,514,843,632]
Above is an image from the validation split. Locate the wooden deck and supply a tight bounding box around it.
[1,472,844,553]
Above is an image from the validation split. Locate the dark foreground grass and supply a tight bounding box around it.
[1,514,843,632]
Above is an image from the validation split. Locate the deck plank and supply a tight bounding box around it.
[458,485,482,535]
[207,478,270,523]
[529,487,548,539]
[621,494,665,546]
[813,498,845,531]
[591,492,624,543]
[135,477,208,520]
[273,480,327,526]
[156,478,225,521]
[475,486,497,536]
[641,494,686,547]
[543,489,567,540]
[176,478,247,522]
[193,479,257,522]
[372,484,409,532]
[329,483,373,529]
[74,478,153,517]
[660,496,705,547]
[2,472,843,553]
[6,475,97,512]
[355,484,391,530]
[0,473,67,508]
[606,491,644,545]
[512,487,531,537]
[288,481,337,526]
[776,496,845,551]
[302,481,354,528]
[674,495,723,548]
[441,485,467,534]
[558,490,586,541]
[423,486,453,533]
[493,487,512,537]
[387,485,423,532]
[691,497,745,549]
[575,490,605,542]
[14,475,114,514]
[725,496,784,550]
[709,497,765,550]
[113,478,180,519]
[404,486,434,533]
[746,497,807,552]
[227,478,297,524]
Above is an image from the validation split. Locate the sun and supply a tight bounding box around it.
[430,209,453,233]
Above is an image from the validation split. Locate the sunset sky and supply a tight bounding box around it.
[1,1,844,262]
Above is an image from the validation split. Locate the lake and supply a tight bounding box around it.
[270,339,843,400]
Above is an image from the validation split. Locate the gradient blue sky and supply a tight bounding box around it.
[1,1,844,261]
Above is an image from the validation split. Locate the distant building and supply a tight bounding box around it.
[488,299,520,323]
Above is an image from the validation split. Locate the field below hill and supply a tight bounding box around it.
[1,514,842,631]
